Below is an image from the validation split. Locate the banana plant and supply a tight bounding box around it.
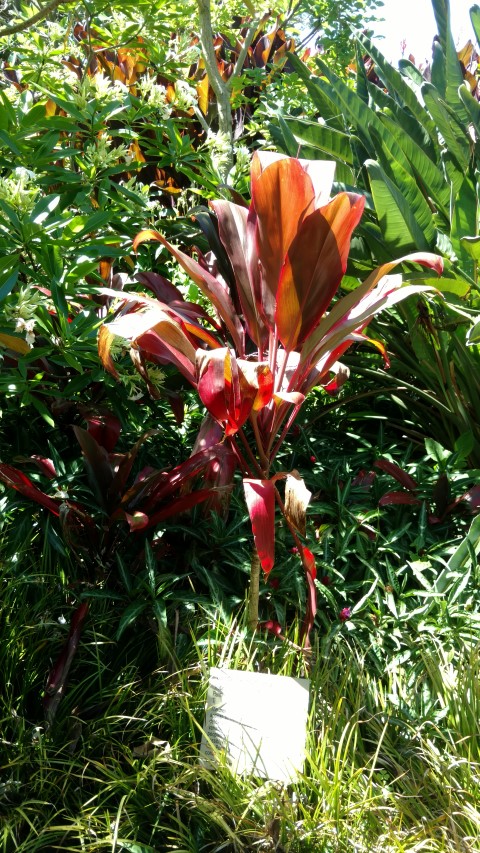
[269,0,480,461]
[98,152,443,643]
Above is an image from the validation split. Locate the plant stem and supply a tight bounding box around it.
[248,550,261,631]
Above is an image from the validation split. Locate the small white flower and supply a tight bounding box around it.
[173,79,196,111]
[0,167,40,213]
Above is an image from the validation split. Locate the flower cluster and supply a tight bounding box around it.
[0,168,40,214]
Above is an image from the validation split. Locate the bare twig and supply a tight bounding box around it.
[0,0,76,39]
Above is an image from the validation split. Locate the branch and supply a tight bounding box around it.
[196,0,229,104]
[196,0,233,178]
[0,0,75,39]
[230,18,258,83]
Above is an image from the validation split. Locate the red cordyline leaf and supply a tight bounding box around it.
[276,193,365,351]
[132,229,244,354]
[374,459,418,492]
[84,411,121,452]
[211,199,266,348]
[378,491,421,507]
[196,348,274,436]
[30,456,57,479]
[0,464,60,516]
[122,444,229,514]
[44,601,89,725]
[300,546,317,647]
[243,479,276,574]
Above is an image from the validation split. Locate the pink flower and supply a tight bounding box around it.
[339,607,351,622]
[310,455,316,463]
[290,546,299,555]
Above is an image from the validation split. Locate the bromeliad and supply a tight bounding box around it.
[99,152,444,643]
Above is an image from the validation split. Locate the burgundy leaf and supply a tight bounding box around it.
[0,464,60,516]
[84,411,121,452]
[243,479,276,574]
[300,547,317,647]
[374,459,418,492]
[44,601,89,725]
[378,491,422,507]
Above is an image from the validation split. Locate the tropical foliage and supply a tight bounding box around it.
[2,1,480,851]
[270,0,480,460]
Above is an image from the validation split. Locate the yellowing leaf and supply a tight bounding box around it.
[0,334,30,354]
[197,75,210,115]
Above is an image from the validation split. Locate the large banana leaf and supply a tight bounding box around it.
[357,33,440,154]
[431,0,470,124]
[421,84,471,173]
[368,126,436,248]
[365,160,430,253]
[378,114,450,217]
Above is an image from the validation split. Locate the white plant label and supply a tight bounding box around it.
[200,667,310,783]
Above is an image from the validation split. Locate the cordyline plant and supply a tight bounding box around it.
[98,152,443,644]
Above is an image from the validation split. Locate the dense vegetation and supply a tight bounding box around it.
[2,0,480,850]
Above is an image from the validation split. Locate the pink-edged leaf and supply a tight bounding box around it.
[284,472,312,536]
[454,485,480,513]
[374,459,418,491]
[276,193,365,350]
[301,251,443,369]
[378,491,422,507]
[190,423,237,516]
[243,478,276,574]
[352,470,376,489]
[273,390,305,406]
[30,456,57,479]
[133,229,244,353]
[109,430,157,500]
[211,199,266,348]
[135,270,184,302]
[136,329,197,385]
[0,464,60,516]
[249,155,316,326]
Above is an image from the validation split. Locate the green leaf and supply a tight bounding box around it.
[116,553,133,595]
[355,40,369,105]
[471,4,480,46]
[116,601,147,640]
[454,430,475,461]
[357,33,440,153]
[29,194,61,225]
[118,842,161,853]
[378,113,450,216]
[369,126,436,248]
[422,84,470,172]
[459,84,480,136]
[431,41,447,98]
[279,118,354,165]
[451,178,477,279]
[365,160,429,252]
[0,265,19,300]
[288,53,377,151]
